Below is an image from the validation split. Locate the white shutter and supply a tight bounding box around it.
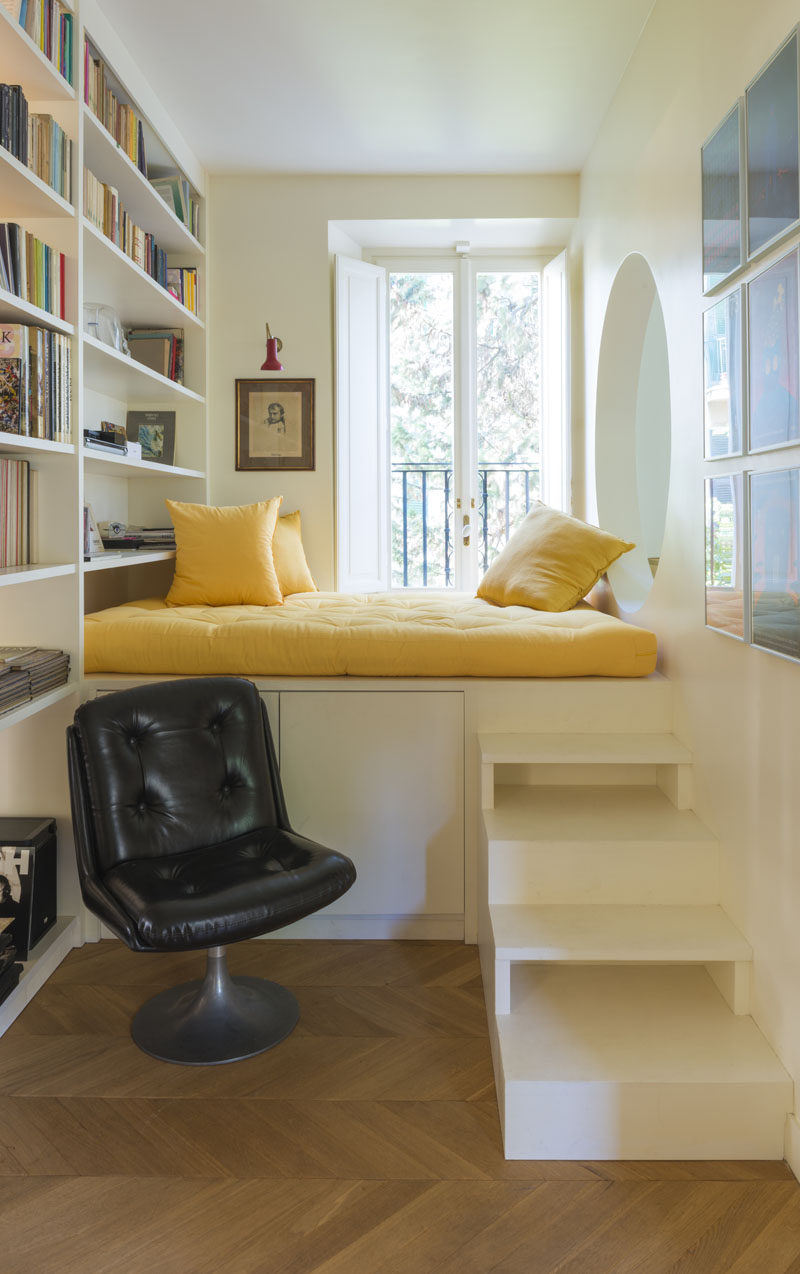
[541,250,571,512]
[334,255,389,591]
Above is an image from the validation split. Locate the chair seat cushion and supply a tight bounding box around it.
[103,825,357,951]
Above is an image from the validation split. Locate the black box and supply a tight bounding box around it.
[0,817,57,959]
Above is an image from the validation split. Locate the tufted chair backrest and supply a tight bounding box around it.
[70,677,282,873]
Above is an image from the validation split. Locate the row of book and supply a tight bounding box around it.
[99,522,176,551]
[0,923,22,1007]
[2,0,73,86]
[83,43,146,176]
[151,175,201,241]
[127,328,184,384]
[0,323,71,441]
[0,223,66,320]
[84,168,172,297]
[165,267,198,315]
[0,647,69,716]
[0,456,35,567]
[0,84,74,203]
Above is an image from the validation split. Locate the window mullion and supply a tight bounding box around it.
[454,257,477,590]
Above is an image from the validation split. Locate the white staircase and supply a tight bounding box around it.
[477,687,792,1161]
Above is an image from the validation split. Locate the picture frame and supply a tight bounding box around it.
[125,410,176,466]
[703,289,743,457]
[746,29,800,258]
[747,248,799,453]
[705,473,746,640]
[702,101,744,292]
[750,467,800,660]
[235,378,315,471]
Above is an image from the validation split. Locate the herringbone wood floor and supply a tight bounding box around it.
[0,941,799,1273]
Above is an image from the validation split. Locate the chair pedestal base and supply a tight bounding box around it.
[131,945,299,1065]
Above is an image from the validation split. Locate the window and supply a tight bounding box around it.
[335,249,568,592]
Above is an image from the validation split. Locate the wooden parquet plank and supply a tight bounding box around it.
[0,938,798,1274]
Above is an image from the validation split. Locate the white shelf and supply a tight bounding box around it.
[0,917,80,1037]
[0,563,76,587]
[83,107,204,256]
[84,549,175,572]
[0,431,74,456]
[0,287,74,336]
[83,220,204,330]
[82,447,204,479]
[0,146,75,221]
[83,332,204,404]
[0,7,76,102]
[0,681,77,733]
[479,731,693,766]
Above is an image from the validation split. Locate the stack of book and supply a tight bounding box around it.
[165,267,197,315]
[83,426,125,455]
[83,43,145,173]
[0,223,66,319]
[126,328,184,383]
[0,323,72,441]
[150,174,200,240]
[98,522,176,551]
[84,169,168,290]
[0,457,34,566]
[4,1,74,85]
[0,85,73,203]
[0,921,22,1007]
[0,647,69,713]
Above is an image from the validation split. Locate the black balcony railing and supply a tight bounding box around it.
[392,462,540,587]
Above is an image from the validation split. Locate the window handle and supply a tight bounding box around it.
[462,513,470,547]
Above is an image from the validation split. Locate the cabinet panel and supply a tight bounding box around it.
[279,691,464,917]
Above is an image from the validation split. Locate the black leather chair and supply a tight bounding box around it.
[66,676,356,1066]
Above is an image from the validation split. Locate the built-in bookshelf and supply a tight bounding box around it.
[0,0,208,1011]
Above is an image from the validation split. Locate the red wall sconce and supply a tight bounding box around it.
[261,323,284,371]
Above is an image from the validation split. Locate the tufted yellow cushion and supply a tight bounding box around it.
[273,510,317,596]
[165,498,283,606]
[477,502,634,612]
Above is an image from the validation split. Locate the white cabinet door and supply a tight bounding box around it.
[279,691,464,921]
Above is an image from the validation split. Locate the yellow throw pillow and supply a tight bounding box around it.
[476,502,634,612]
[273,510,318,596]
[165,498,283,606]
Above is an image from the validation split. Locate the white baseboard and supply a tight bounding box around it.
[784,1113,800,1182]
[261,913,465,940]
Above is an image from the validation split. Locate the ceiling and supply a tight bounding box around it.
[95,0,656,176]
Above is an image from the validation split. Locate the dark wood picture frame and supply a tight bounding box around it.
[235,378,315,471]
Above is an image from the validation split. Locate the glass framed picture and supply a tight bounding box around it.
[702,102,743,292]
[747,249,799,452]
[705,474,745,639]
[750,467,800,660]
[703,290,743,457]
[746,29,800,257]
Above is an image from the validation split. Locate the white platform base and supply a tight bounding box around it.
[495,964,792,1160]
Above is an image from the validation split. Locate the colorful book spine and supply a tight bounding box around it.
[0,455,30,567]
[0,322,71,442]
[0,222,66,319]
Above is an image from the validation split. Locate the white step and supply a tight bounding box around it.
[479,732,692,766]
[495,964,791,1159]
[483,786,718,904]
[490,903,752,963]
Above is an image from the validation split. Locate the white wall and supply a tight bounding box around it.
[208,174,578,588]
[575,0,800,1141]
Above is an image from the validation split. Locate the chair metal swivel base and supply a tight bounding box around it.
[131,945,300,1065]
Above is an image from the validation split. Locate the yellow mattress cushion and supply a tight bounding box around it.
[84,592,657,678]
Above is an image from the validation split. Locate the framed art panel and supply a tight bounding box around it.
[705,473,745,639]
[747,249,799,453]
[235,379,315,471]
[746,29,800,257]
[750,467,800,660]
[703,290,743,457]
[702,102,743,292]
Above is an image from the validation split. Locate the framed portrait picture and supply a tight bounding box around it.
[702,102,743,292]
[750,467,800,660]
[747,249,799,452]
[703,289,743,457]
[235,379,315,471]
[125,410,176,465]
[746,29,800,257]
[705,473,745,639]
